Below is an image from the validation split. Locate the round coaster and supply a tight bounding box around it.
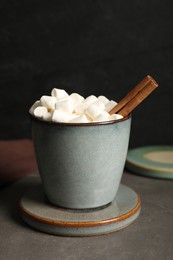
[126,146,173,179]
[19,184,140,236]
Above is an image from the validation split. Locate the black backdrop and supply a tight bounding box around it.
[1,0,173,148]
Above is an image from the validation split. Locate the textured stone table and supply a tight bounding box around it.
[0,172,172,260]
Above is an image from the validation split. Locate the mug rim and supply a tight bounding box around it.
[30,113,131,127]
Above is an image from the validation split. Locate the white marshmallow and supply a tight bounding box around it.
[83,95,98,106]
[98,95,110,105]
[70,93,84,105]
[31,88,123,123]
[109,114,123,120]
[93,111,110,122]
[55,99,74,114]
[51,88,68,100]
[40,96,57,110]
[74,103,87,115]
[33,106,48,118]
[85,100,105,120]
[29,100,41,115]
[52,110,76,123]
[105,100,117,112]
[69,114,90,123]
[43,111,53,121]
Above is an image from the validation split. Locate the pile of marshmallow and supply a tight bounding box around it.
[29,88,123,123]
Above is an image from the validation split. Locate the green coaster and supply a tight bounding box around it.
[126,146,173,179]
[19,184,140,236]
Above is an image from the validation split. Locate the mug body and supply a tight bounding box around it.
[32,115,131,209]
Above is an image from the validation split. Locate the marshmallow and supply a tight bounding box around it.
[43,111,53,121]
[85,100,105,120]
[105,100,117,112]
[83,95,98,106]
[55,99,74,114]
[33,106,48,118]
[52,110,76,123]
[93,111,110,122]
[40,96,57,110]
[109,114,123,120]
[74,103,87,115]
[31,88,123,123]
[98,95,110,105]
[29,100,41,115]
[70,93,84,105]
[69,114,90,123]
[51,88,68,100]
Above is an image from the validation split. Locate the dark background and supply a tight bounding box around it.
[1,0,173,148]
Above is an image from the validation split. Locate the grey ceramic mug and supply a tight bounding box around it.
[31,115,131,209]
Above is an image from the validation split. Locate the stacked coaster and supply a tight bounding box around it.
[126,146,173,179]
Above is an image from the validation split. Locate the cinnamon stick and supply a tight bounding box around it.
[109,75,158,117]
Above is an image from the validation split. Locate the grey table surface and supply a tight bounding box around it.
[0,172,173,260]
